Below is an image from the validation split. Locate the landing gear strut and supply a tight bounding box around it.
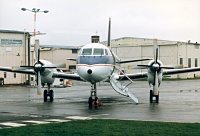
[150,90,159,103]
[43,84,54,102]
[88,83,102,107]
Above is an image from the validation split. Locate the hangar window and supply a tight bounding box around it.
[195,58,198,67]
[188,58,191,68]
[14,73,16,78]
[195,45,199,49]
[4,72,6,78]
[72,49,78,54]
[180,58,183,65]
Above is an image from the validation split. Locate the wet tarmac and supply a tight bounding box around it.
[0,79,199,127]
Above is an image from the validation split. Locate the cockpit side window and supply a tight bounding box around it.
[93,48,104,55]
[82,48,92,55]
[106,49,112,56]
[105,49,108,55]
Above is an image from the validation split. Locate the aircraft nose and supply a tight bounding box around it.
[87,69,92,74]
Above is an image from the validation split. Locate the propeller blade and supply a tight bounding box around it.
[12,66,34,71]
[165,64,184,69]
[153,71,159,96]
[137,65,151,68]
[107,17,111,47]
[42,63,66,69]
[37,48,40,63]
[37,71,42,95]
[130,66,148,69]
[155,48,158,63]
[160,66,174,69]
[153,38,159,64]
[35,39,40,63]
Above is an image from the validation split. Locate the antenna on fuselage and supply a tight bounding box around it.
[107,17,111,48]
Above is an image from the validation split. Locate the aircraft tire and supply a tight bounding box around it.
[156,93,159,103]
[88,97,93,107]
[150,90,153,103]
[49,90,54,102]
[44,90,47,102]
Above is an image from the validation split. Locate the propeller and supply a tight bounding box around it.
[12,39,66,95]
[107,17,111,48]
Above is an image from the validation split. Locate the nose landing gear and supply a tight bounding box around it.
[150,90,159,103]
[43,84,54,102]
[88,83,102,107]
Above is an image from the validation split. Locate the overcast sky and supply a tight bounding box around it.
[0,0,200,46]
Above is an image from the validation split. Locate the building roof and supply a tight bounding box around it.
[0,29,30,35]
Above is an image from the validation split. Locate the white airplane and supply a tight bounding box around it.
[53,18,153,106]
[0,39,66,102]
[53,18,200,105]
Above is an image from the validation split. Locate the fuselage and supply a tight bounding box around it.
[77,43,115,83]
[147,60,163,85]
[39,60,56,84]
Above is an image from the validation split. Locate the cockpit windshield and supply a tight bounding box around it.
[81,48,111,56]
[82,48,92,55]
[93,48,104,55]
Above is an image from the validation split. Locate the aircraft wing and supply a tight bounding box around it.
[0,66,35,75]
[119,67,200,80]
[163,67,200,75]
[52,72,83,81]
[116,58,152,64]
[119,72,148,80]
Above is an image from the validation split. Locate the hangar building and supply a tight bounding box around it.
[0,30,30,84]
[103,37,200,78]
[1,30,200,84]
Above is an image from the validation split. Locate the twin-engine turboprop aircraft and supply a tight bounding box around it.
[52,18,153,105]
[0,40,66,102]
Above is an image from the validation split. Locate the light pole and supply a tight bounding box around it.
[21,8,49,63]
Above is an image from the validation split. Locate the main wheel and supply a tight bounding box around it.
[43,90,47,102]
[49,90,54,102]
[155,93,159,103]
[150,90,153,103]
[94,97,98,106]
[88,97,93,107]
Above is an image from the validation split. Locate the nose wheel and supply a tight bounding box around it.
[88,83,102,107]
[43,84,54,102]
[150,90,159,103]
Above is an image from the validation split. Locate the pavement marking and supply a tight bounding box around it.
[0,122,27,127]
[66,116,92,120]
[45,119,71,122]
[22,120,50,124]
[90,114,109,117]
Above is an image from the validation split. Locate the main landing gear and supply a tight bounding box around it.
[150,90,159,103]
[88,83,102,107]
[43,84,54,102]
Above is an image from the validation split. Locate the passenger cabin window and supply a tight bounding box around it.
[93,48,104,55]
[82,48,92,55]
